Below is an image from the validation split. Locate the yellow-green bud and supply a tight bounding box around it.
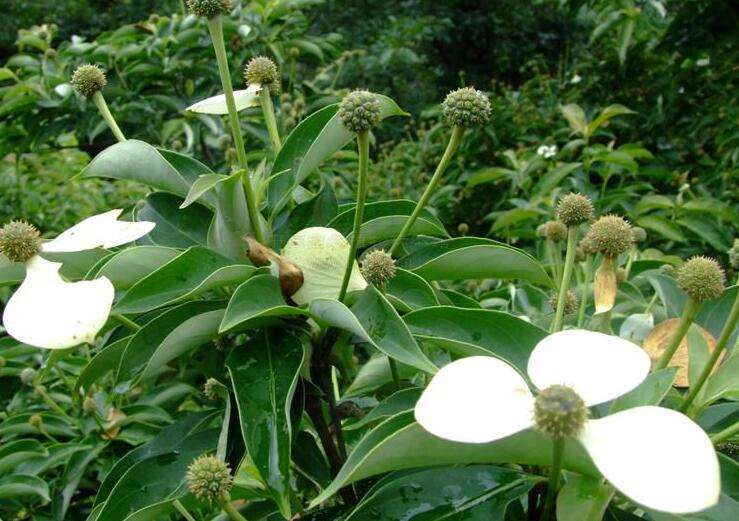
[583,215,633,257]
[677,256,725,301]
[556,193,594,226]
[534,385,587,438]
[457,222,469,235]
[0,221,42,263]
[441,87,491,127]
[728,239,739,270]
[20,367,37,385]
[361,249,396,287]
[631,226,647,243]
[186,454,233,504]
[70,64,107,98]
[541,220,567,242]
[28,414,43,428]
[187,0,230,18]
[244,56,280,93]
[549,290,578,315]
[338,90,381,133]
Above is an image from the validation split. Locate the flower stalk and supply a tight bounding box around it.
[221,493,248,521]
[552,227,578,332]
[654,298,700,370]
[92,91,126,142]
[540,437,565,521]
[259,87,282,152]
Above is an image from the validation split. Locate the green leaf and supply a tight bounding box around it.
[344,388,422,431]
[207,172,254,260]
[180,173,226,208]
[347,215,447,249]
[0,474,50,502]
[398,238,553,287]
[135,192,212,248]
[86,246,179,290]
[0,259,25,287]
[534,162,582,195]
[636,216,687,243]
[115,247,256,314]
[688,325,712,389]
[609,368,677,413]
[557,475,615,521]
[696,286,739,348]
[386,268,439,312]
[310,411,597,507]
[309,287,438,374]
[561,103,588,136]
[467,167,516,187]
[329,200,445,235]
[344,354,417,398]
[272,182,338,249]
[617,19,635,64]
[700,354,739,407]
[404,306,546,375]
[588,104,635,136]
[0,440,47,475]
[227,329,307,518]
[76,336,130,392]
[345,465,542,520]
[220,274,307,333]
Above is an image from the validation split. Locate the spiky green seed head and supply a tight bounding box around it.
[361,249,396,287]
[583,215,633,257]
[20,367,37,385]
[441,87,491,127]
[244,56,280,93]
[0,221,42,263]
[70,64,106,98]
[534,385,587,438]
[338,90,381,133]
[457,222,469,235]
[186,0,230,18]
[542,220,567,243]
[728,239,739,270]
[549,290,578,315]
[574,246,586,263]
[556,193,594,226]
[579,235,597,256]
[631,226,647,243]
[718,442,739,457]
[677,256,725,301]
[186,455,233,503]
[203,378,222,400]
[28,414,43,428]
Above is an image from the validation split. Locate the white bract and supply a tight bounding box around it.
[186,84,262,114]
[2,210,154,350]
[536,144,557,159]
[281,227,367,305]
[414,329,720,514]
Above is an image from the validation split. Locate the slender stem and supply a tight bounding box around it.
[221,493,248,521]
[172,499,196,521]
[34,384,70,418]
[338,131,369,302]
[552,242,564,286]
[388,358,401,390]
[112,314,141,331]
[388,126,463,256]
[206,16,265,244]
[577,255,592,327]
[92,91,125,142]
[710,421,739,444]
[681,291,739,413]
[551,227,578,333]
[644,292,659,314]
[624,246,636,279]
[599,309,612,334]
[654,298,700,370]
[259,88,281,152]
[540,437,565,521]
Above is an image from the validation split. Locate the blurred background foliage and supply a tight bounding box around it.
[0,0,736,261]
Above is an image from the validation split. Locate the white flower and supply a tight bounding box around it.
[570,74,582,84]
[186,84,261,114]
[696,58,710,67]
[2,210,154,349]
[415,329,720,514]
[281,227,367,305]
[536,145,557,159]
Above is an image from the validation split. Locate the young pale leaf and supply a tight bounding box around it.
[556,475,615,521]
[186,85,261,114]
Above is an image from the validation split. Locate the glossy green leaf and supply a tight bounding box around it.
[636,216,686,243]
[534,162,582,195]
[0,439,47,475]
[348,215,447,248]
[328,200,445,235]
[135,192,212,248]
[386,268,439,312]
[344,354,417,398]
[86,246,179,290]
[115,246,256,314]
[609,368,677,414]
[0,413,78,439]
[75,336,131,392]
[271,182,339,249]
[227,329,307,518]
[344,388,422,431]
[180,173,226,208]
[0,474,50,502]
[398,237,553,287]
[556,475,615,521]
[207,171,254,260]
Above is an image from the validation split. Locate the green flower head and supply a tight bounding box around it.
[187,0,231,18]
[556,193,594,226]
[549,290,579,315]
[70,64,107,98]
[583,215,633,257]
[186,454,233,503]
[361,249,396,287]
[244,56,280,93]
[677,256,725,302]
[0,220,42,263]
[338,90,382,133]
[441,87,491,127]
[534,385,588,438]
[728,238,739,270]
[541,220,568,243]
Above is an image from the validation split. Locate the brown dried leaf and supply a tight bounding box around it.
[594,256,617,314]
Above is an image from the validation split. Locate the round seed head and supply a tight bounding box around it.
[549,290,579,315]
[203,378,222,401]
[20,367,37,385]
[556,193,594,226]
[631,226,647,243]
[28,414,43,428]
[536,223,549,238]
[542,220,567,242]
[677,256,725,301]
[534,385,587,438]
[187,0,230,18]
[457,222,469,235]
[0,220,42,263]
[574,246,586,263]
[728,239,739,270]
[70,64,107,98]
[338,90,381,133]
[244,56,280,93]
[186,455,233,503]
[361,249,396,287]
[441,87,491,127]
[583,215,633,257]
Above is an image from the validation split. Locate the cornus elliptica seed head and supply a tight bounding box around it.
[441,87,491,127]
[541,220,567,242]
[19,367,37,385]
[677,256,725,301]
[338,90,381,133]
[729,239,739,270]
[361,249,396,287]
[244,56,280,93]
[203,378,222,400]
[534,385,588,438]
[0,221,42,263]
[583,215,633,257]
[631,226,647,243]
[549,290,578,315]
[556,193,594,226]
[186,455,233,503]
[70,64,106,98]
[187,0,230,18]
[28,414,43,428]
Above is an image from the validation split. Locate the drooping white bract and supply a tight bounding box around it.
[2,210,154,350]
[281,227,367,305]
[414,329,720,514]
[186,84,262,114]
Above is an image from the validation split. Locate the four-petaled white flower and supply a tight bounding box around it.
[415,329,720,514]
[2,210,154,350]
[570,74,582,84]
[536,144,557,159]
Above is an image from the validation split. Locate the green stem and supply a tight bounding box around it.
[92,91,125,142]
[680,291,739,413]
[34,384,70,418]
[710,421,739,445]
[540,437,565,521]
[551,227,578,333]
[599,309,612,334]
[338,131,369,302]
[624,246,636,279]
[654,298,700,370]
[172,499,196,521]
[259,88,282,152]
[206,16,265,245]
[644,292,659,314]
[552,242,564,286]
[388,358,401,390]
[112,313,141,331]
[221,493,248,521]
[388,125,463,257]
[576,256,591,328]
